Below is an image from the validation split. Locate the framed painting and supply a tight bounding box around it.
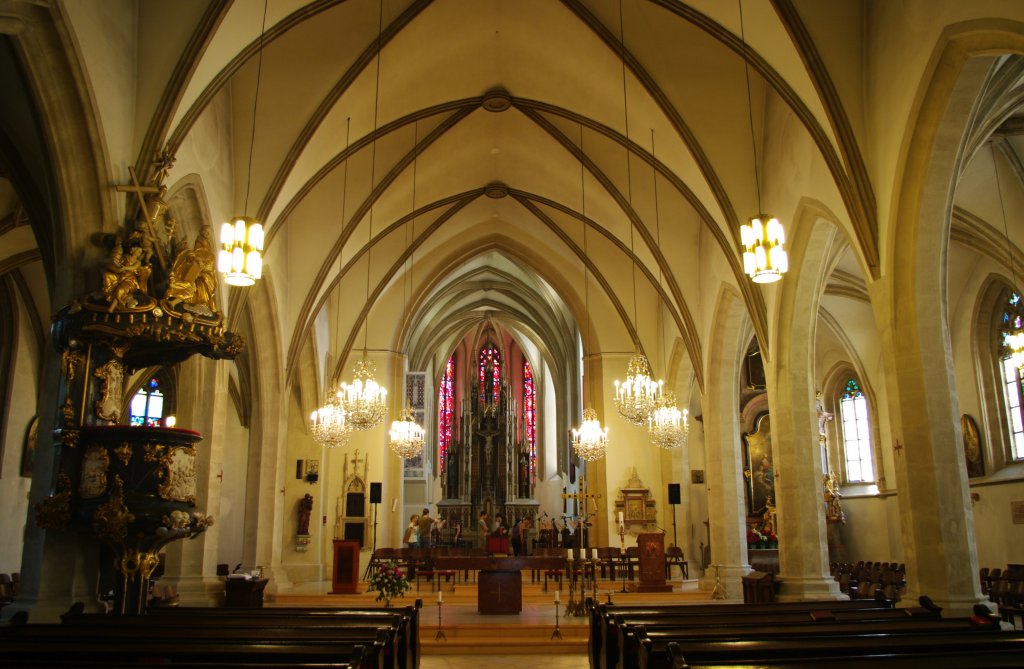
[961,414,984,478]
[21,415,38,478]
[743,412,774,516]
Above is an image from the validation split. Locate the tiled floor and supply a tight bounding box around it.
[421,655,588,668]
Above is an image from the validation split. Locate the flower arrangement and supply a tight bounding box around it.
[368,560,411,606]
[746,528,778,549]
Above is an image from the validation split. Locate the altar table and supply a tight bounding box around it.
[432,556,566,613]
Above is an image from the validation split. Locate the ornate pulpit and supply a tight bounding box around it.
[636,532,672,593]
[34,156,244,615]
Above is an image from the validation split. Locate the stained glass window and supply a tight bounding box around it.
[523,359,536,480]
[1000,292,1024,459]
[840,378,873,482]
[438,357,455,473]
[478,343,501,405]
[130,377,165,427]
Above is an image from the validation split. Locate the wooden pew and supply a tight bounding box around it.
[63,609,415,669]
[660,631,1024,669]
[141,602,422,669]
[666,640,1024,668]
[0,633,382,668]
[588,597,896,669]
[631,618,1004,669]
[3,602,423,669]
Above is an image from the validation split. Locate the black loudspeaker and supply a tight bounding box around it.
[369,482,382,504]
[667,483,681,505]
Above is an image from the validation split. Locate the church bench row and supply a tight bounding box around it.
[0,602,421,669]
[665,640,1024,669]
[139,598,419,663]
[629,617,1005,669]
[601,608,930,669]
[658,630,1024,669]
[588,597,895,669]
[57,614,407,663]
[0,635,384,669]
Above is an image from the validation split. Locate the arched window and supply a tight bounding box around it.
[998,292,1024,460]
[840,378,874,482]
[478,342,501,405]
[438,356,455,472]
[130,376,166,426]
[523,359,536,480]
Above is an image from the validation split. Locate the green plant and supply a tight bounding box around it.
[368,560,411,604]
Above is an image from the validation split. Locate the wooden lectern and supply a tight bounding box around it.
[636,532,673,592]
[331,539,360,594]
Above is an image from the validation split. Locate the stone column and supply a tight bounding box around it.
[162,357,229,605]
[700,290,752,598]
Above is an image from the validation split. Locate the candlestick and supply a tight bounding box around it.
[392,498,397,513]
[618,511,623,524]
[554,589,560,602]
[437,590,443,603]
[435,598,447,641]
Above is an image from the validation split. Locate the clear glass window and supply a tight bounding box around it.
[840,378,874,482]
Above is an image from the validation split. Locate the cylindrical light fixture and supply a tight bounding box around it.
[218,216,264,286]
[741,215,788,283]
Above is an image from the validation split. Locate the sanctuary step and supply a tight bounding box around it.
[420,622,590,655]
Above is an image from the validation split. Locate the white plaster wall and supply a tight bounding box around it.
[837,494,901,563]
[0,299,37,573]
[969,479,1024,569]
[217,400,249,572]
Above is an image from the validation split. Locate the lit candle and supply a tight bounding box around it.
[392,498,398,513]
[437,590,443,604]
[554,590,560,602]
[165,416,177,428]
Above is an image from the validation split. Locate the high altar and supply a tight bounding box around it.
[437,338,539,537]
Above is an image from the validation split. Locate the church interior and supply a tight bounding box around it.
[2,0,1024,662]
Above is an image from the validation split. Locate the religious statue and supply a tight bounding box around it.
[165,225,218,315]
[93,357,124,423]
[823,470,845,523]
[101,244,151,312]
[297,493,314,535]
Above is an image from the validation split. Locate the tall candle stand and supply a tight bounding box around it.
[710,563,728,600]
[551,592,563,640]
[434,592,447,641]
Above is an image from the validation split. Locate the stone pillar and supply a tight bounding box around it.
[700,290,752,598]
[162,358,229,605]
[769,370,843,600]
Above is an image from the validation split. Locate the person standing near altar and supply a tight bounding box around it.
[417,508,434,548]
[403,514,419,549]
[510,516,522,555]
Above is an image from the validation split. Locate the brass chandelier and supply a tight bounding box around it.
[389,407,425,459]
[614,354,662,426]
[340,0,388,430]
[572,407,609,462]
[648,392,689,450]
[610,0,662,426]
[388,120,426,459]
[571,124,609,461]
[310,387,350,449]
[646,129,687,449]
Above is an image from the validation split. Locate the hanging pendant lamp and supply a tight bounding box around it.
[737,0,788,283]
